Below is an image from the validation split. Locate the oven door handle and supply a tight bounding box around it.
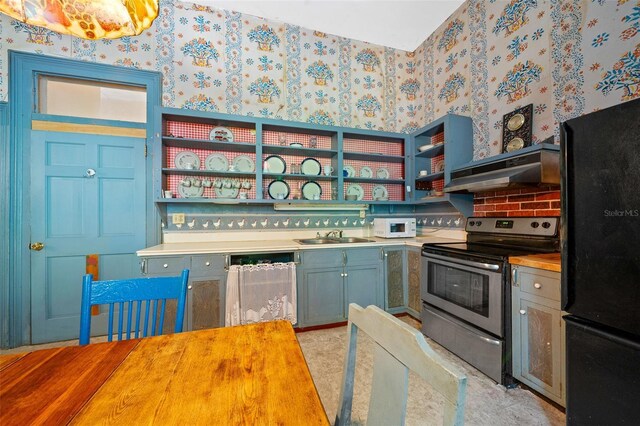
[422,251,502,272]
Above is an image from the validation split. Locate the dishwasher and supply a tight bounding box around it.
[225,251,298,326]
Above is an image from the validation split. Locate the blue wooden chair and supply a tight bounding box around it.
[79,269,189,345]
[335,304,468,426]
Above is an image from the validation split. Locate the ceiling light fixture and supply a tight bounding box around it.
[0,0,158,40]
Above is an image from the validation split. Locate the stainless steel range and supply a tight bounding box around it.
[420,217,559,385]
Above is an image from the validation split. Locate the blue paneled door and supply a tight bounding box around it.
[30,131,146,344]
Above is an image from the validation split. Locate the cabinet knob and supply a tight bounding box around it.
[205,261,210,266]
[384,253,388,257]
[344,273,348,277]
[340,273,344,277]
[163,264,168,268]
[188,285,192,290]
[519,309,526,315]
[534,282,542,289]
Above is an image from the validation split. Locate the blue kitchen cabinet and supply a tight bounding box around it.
[511,265,565,406]
[156,108,411,206]
[302,268,345,325]
[383,246,406,314]
[299,247,383,327]
[141,254,227,332]
[410,114,474,216]
[345,264,383,309]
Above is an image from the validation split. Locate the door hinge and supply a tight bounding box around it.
[144,144,148,157]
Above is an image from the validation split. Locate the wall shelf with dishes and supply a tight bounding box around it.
[342,132,407,203]
[410,114,473,216]
[155,108,411,205]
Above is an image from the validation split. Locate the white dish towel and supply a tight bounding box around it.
[225,262,297,326]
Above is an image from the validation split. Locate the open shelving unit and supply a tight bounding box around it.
[155,108,410,205]
[410,114,473,216]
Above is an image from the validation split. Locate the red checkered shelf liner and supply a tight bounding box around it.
[343,138,404,157]
[164,121,257,144]
[263,130,333,150]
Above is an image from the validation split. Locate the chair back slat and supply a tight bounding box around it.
[151,299,158,336]
[143,299,151,337]
[79,270,189,345]
[135,300,142,338]
[117,301,124,341]
[107,304,114,342]
[336,304,467,426]
[367,344,409,425]
[159,299,167,335]
[125,301,132,340]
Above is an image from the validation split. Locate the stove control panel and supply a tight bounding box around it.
[466,217,558,236]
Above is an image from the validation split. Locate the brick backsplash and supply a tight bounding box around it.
[473,186,561,217]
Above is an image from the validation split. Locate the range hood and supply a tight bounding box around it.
[444,144,560,193]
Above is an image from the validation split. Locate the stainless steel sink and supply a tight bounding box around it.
[295,237,374,245]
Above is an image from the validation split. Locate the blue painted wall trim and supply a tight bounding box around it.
[0,101,9,348]
[6,51,162,348]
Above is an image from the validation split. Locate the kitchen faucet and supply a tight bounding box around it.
[325,229,343,239]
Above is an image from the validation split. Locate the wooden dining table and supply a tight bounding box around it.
[0,321,329,425]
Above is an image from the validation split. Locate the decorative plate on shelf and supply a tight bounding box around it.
[174,151,200,170]
[346,183,364,201]
[372,185,388,200]
[301,181,322,200]
[376,167,390,179]
[264,155,286,174]
[301,158,322,176]
[178,183,204,198]
[232,155,255,173]
[204,153,228,172]
[360,166,373,178]
[214,186,239,199]
[209,126,234,142]
[268,180,290,199]
[343,165,356,178]
[433,160,445,173]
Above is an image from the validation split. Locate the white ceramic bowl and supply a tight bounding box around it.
[418,144,434,152]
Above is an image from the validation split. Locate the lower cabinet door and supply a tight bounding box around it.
[188,275,226,331]
[515,297,564,404]
[345,265,383,309]
[407,248,422,314]
[384,249,405,311]
[303,268,345,325]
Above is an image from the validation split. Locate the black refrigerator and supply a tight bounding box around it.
[561,98,640,425]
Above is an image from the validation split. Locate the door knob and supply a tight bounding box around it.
[30,242,45,251]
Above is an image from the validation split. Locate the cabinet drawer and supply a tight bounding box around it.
[519,267,560,302]
[344,248,381,266]
[301,249,343,268]
[190,255,225,275]
[145,256,188,275]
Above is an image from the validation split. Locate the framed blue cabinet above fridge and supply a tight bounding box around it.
[410,114,473,216]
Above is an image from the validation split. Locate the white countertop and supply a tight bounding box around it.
[137,234,464,257]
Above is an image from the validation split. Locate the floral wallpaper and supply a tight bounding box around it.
[0,0,414,132]
[0,0,637,159]
[410,0,639,159]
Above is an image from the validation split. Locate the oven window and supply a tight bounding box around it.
[427,263,489,317]
[389,223,405,233]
